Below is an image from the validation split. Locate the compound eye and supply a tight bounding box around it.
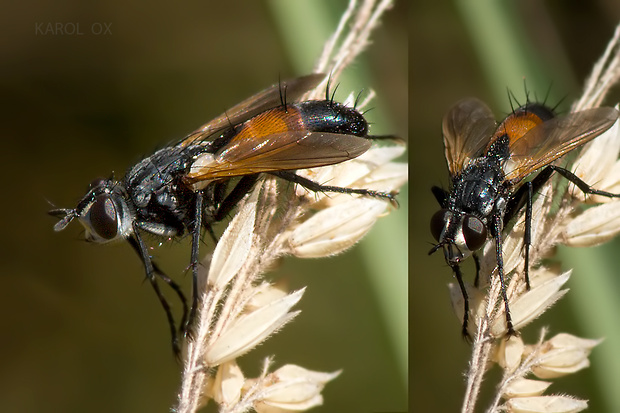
[462,215,487,251]
[430,209,450,242]
[89,194,119,240]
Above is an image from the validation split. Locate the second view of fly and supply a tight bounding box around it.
[429,97,619,337]
[49,73,398,356]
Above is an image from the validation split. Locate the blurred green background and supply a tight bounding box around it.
[412,1,620,412]
[1,1,406,412]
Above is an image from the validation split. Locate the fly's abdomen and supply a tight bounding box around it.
[227,100,368,143]
[297,100,368,136]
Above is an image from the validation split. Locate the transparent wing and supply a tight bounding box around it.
[181,73,326,147]
[184,131,371,182]
[442,98,497,175]
[504,107,619,182]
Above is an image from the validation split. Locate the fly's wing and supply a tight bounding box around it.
[181,73,326,147]
[503,107,619,183]
[184,131,371,182]
[442,98,497,175]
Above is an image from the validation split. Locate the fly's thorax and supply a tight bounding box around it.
[452,161,504,218]
[112,144,205,239]
[485,133,511,163]
[125,145,201,207]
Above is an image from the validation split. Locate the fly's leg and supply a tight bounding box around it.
[452,263,471,340]
[523,181,533,290]
[551,165,620,198]
[271,170,398,205]
[214,175,260,222]
[128,230,183,359]
[473,253,481,287]
[492,214,516,336]
[186,191,205,338]
[153,262,189,341]
[503,167,554,290]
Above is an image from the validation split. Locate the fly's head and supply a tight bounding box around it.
[49,178,134,244]
[429,208,488,266]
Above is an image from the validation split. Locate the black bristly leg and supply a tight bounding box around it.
[271,170,397,204]
[506,164,620,293]
[214,175,260,222]
[489,163,620,337]
[493,213,515,336]
[202,183,224,244]
[128,230,181,358]
[204,222,218,245]
[550,165,620,198]
[452,263,471,339]
[152,262,189,337]
[506,164,620,230]
[503,167,554,228]
[199,176,259,247]
[473,253,481,287]
[503,167,554,291]
[187,191,205,337]
[524,181,533,290]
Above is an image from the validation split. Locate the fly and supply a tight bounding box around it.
[49,73,399,356]
[429,97,619,337]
